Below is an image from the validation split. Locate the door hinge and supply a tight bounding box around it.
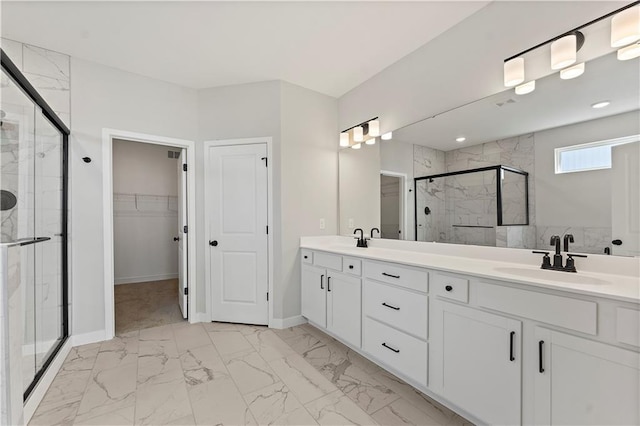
[184,287,188,295]
[183,225,188,233]
[266,292,269,301]
[183,163,187,172]
[261,157,268,167]
[266,226,269,234]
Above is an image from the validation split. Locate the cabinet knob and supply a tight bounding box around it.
[349,265,354,269]
[304,255,308,259]
[445,285,453,292]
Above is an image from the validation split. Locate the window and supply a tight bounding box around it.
[555,135,640,174]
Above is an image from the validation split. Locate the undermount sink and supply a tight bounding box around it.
[493,266,610,286]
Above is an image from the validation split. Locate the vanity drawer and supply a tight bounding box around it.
[477,282,597,335]
[364,260,428,293]
[301,249,313,264]
[432,273,469,303]
[616,307,640,347]
[343,257,362,276]
[314,252,342,271]
[364,280,427,340]
[363,317,427,387]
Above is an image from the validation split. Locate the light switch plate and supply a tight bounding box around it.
[319,218,326,230]
[348,218,354,229]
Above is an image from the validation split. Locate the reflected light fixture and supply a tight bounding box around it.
[339,132,349,147]
[351,143,362,150]
[503,57,525,87]
[381,132,393,140]
[368,120,380,137]
[618,41,640,60]
[455,136,466,143]
[560,62,585,79]
[591,101,611,109]
[551,34,577,69]
[515,80,536,95]
[353,126,364,142]
[611,5,640,47]
[365,138,376,145]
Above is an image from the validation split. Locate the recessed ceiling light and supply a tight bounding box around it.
[381,132,393,140]
[591,101,611,109]
[456,137,466,143]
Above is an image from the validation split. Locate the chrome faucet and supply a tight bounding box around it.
[354,228,368,248]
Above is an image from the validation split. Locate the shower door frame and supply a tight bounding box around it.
[413,165,529,242]
[1,48,71,401]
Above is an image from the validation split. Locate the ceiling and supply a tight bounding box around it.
[0,1,488,97]
[393,51,640,151]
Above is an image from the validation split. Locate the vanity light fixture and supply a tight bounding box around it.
[551,34,579,70]
[611,5,640,48]
[353,126,364,142]
[368,120,380,137]
[339,132,350,147]
[351,143,362,150]
[503,57,525,87]
[365,138,376,145]
[381,132,393,140]
[515,80,536,95]
[455,136,466,143]
[560,62,585,79]
[618,41,640,60]
[591,101,611,109]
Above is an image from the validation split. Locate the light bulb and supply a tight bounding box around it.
[381,132,393,140]
[551,35,577,70]
[515,80,536,95]
[353,126,364,142]
[339,132,349,147]
[504,57,525,87]
[618,42,640,60]
[560,62,585,79]
[368,120,380,137]
[611,6,640,48]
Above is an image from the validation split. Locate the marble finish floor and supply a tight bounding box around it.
[29,322,472,425]
[115,279,185,334]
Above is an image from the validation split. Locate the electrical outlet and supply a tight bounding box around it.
[348,218,354,229]
[319,218,326,230]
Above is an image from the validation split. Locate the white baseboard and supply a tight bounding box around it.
[23,339,72,424]
[72,330,108,347]
[191,312,209,323]
[270,315,307,329]
[114,273,178,285]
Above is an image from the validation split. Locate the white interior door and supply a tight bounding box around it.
[177,148,188,318]
[208,143,268,325]
[611,142,640,256]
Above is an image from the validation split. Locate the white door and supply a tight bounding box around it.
[327,272,361,348]
[301,264,327,328]
[177,148,188,318]
[208,144,268,325]
[430,299,522,425]
[611,142,640,256]
[533,327,640,425]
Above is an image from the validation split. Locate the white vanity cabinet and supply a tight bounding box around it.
[300,250,361,348]
[533,327,640,425]
[430,298,522,425]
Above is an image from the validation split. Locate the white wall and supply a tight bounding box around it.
[112,140,179,285]
[339,144,380,236]
[280,81,338,319]
[70,58,197,336]
[534,111,640,228]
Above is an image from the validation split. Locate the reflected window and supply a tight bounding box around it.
[555,135,639,174]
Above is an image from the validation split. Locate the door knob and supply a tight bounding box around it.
[209,240,218,247]
[173,237,180,241]
[612,239,623,245]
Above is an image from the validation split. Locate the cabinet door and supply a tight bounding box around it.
[327,272,361,348]
[534,327,640,425]
[301,264,327,328]
[430,299,521,425]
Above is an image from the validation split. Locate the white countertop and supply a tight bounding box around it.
[300,236,640,304]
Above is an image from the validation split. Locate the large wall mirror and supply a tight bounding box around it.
[339,42,639,256]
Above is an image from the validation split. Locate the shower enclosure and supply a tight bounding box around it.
[0,47,69,418]
[414,165,528,246]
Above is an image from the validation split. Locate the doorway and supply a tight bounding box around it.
[102,129,196,339]
[204,139,272,326]
[111,140,187,334]
[380,171,407,240]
